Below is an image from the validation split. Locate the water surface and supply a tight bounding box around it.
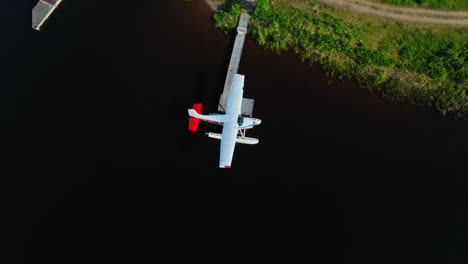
[11,0,468,263]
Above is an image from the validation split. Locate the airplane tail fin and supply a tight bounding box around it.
[188,103,202,132]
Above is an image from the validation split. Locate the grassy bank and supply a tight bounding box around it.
[370,0,468,10]
[213,0,468,119]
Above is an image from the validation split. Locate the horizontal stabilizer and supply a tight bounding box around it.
[188,103,202,132]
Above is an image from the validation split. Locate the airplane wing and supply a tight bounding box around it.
[218,74,244,168]
[219,121,238,168]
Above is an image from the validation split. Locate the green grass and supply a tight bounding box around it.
[369,0,468,10]
[213,0,468,118]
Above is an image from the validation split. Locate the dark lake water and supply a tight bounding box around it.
[10,0,467,263]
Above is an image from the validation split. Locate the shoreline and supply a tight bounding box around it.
[203,0,221,11]
[211,0,468,119]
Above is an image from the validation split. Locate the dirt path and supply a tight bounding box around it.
[203,0,468,25]
[317,0,468,25]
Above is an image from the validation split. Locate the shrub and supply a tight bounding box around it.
[213,0,242,32]
[254,0,271,19]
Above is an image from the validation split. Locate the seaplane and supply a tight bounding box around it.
[188,74,261,168]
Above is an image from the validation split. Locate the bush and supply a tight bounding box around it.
[254,0,271,19]
[213,0,242,32]
[397,30,468,83]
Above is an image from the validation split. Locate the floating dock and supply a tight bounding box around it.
[218,13,255,117]
[32,0,63,30]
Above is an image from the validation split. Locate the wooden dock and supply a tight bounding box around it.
[218,13,255,117]
[32,0,63,30]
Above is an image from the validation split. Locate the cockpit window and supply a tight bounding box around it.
[237,115,244,126]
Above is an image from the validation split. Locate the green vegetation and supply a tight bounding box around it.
[371,0,468,10]
[212,0,242,32]
[398,30,468,83]
[213,0,468,118]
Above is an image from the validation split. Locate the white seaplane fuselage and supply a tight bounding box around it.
[187,74,261,168]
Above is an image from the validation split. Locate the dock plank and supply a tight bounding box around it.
[32,0,63,30]
[218,13,255,117]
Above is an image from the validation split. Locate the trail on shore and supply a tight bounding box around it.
[317,0,468,25]
[204,0,468,25]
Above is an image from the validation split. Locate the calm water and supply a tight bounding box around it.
[11,0,468,262]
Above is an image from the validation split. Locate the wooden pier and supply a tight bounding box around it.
[218,13,255,117]
[32,0,63,30]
